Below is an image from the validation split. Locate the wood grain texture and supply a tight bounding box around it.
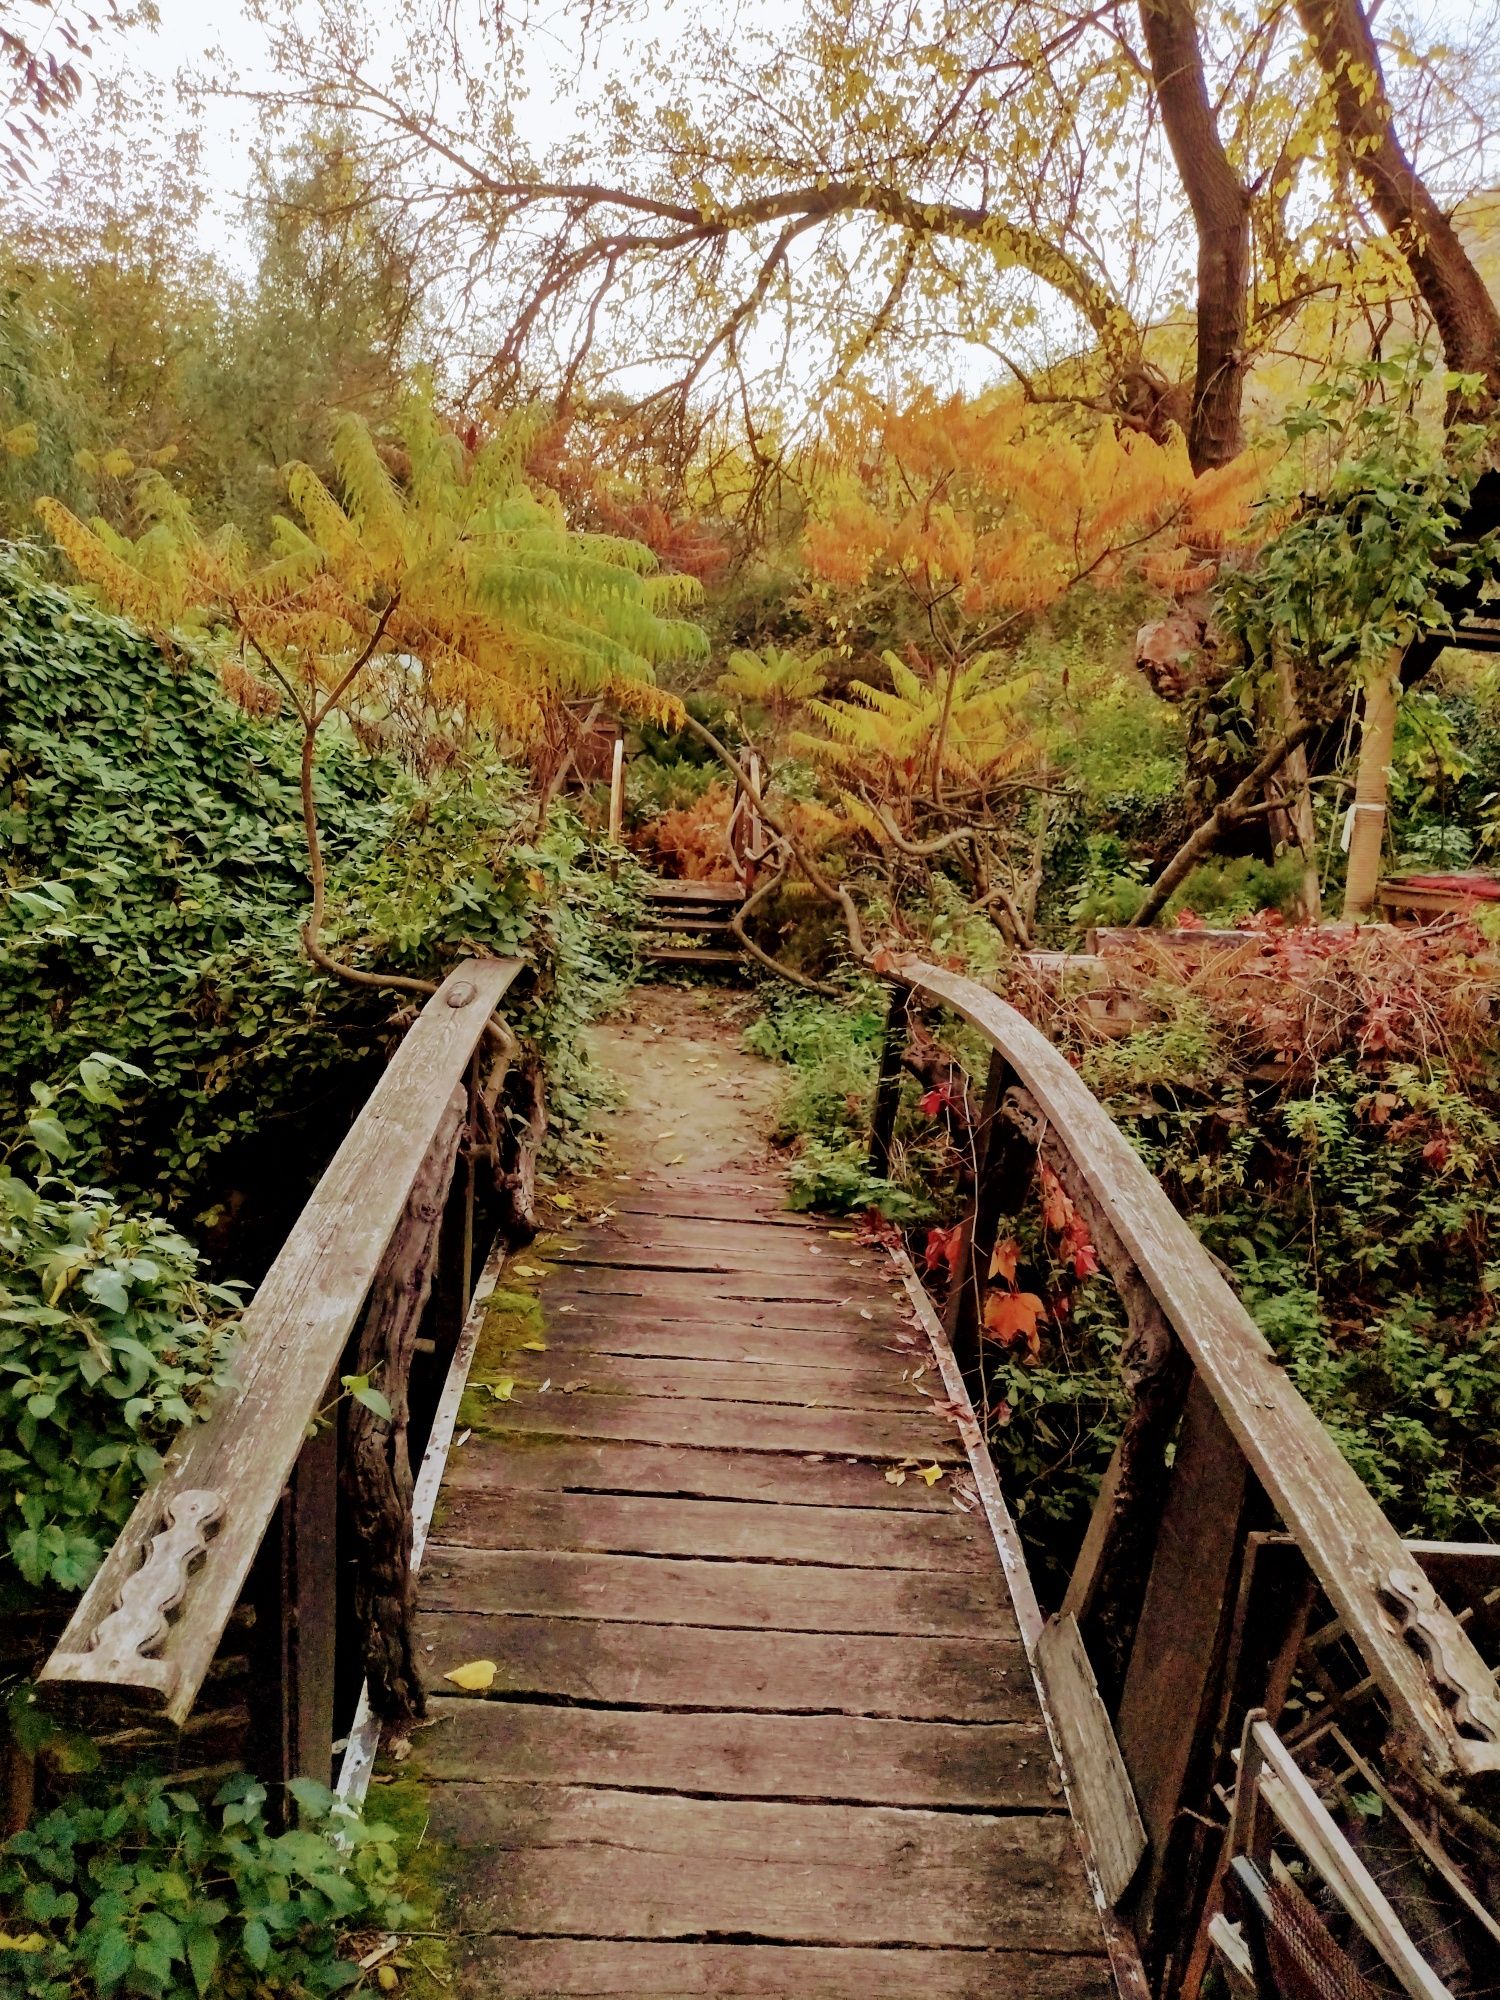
[427,1785,1103,1951]
[436,1436,961,1508]
[414,1613,1032,1719]
[431,1489,987,1568]
[448,1938,1114,1998]
[1037,1612,1145,1906]
[468,1393,965,1461]
[497,1352,935,1411]
[413,1699,1059,1807]
[403,1155,1107,1981]
[421,1546,1011,1634]
[504,1312,911,1366]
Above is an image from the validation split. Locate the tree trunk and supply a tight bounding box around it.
[1275,652,1323,923]
[1295,0,1500,423]
[1139,0,1252,471]
[1341,659,1400,921]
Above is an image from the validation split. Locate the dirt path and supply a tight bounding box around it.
[585,982,783,1181]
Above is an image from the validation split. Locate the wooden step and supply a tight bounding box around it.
[642,878,744,903]
[641,945,746,967]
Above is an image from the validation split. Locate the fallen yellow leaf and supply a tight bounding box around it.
[442,1659,497,1692]
[664,1153,686,1166]
[553,1193,576,1210]
[655,1129,677,1141]
[521,1337,547,1352]
[489,1378,516,1401]
[884,1467,907,1485]
[919,1465,945,1486]
[377,1967,400,1992]
[511,1262,545,1278]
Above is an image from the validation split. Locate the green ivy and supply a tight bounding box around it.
[0,556,641,1211]
[0,1772,411,1998]
[0,1064,237,1599]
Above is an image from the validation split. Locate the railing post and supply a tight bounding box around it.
[868,985,907,1175]
[1115,1374,1255,1977]
[251,1415,339,1808]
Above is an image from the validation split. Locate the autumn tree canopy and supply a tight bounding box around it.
[244,0,1500,471]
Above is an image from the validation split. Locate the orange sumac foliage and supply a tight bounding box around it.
[803,388,1266,620]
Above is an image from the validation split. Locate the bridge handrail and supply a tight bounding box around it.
[39,957,524,1729]
[877,954,1500,1786]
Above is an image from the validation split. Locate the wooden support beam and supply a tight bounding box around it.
[868,986,907,1176]
[1115,1376,1252,1965]
[251,1416,339,1801]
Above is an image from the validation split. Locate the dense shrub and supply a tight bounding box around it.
[0,560,638,1215]
[0,1773,409,1998]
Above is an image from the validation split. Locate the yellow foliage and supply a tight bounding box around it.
[717,645,830,711]
[2,422,39,459]
[803,388,1265,619]
[36,400,705,749]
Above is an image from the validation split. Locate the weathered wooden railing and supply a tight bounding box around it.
[36,958,527,1796]
[870,955,1500,1997]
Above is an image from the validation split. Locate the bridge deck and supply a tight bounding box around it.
[406,1166,1111,1997]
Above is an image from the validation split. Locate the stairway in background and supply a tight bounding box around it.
[638,877,747,971]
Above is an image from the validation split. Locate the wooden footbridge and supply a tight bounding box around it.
[33,960,1500,1998]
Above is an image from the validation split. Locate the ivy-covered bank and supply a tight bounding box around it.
[0,560,638,1603]
[0,560,639,1231]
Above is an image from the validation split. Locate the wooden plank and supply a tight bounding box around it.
[542,1293,900,1332]
[432,1489,987,1569]
[1115,1375,1249,1951]
[886,953,1500,1781]
[414,1612,1033,1720]
[496,1354,933,1412]
[434,1437,963,1509]
[597,1195,812,1229]
[517,1314,903,1367]
[420,1547,1013,1635]
[561,1220,828,1257]
[642,946,745,966]
[1037,1613,1146,1906]
[415,1700,1059,1808]
[643,879,746,902]
[544,1271,897,1309]
[551,1242,877,1277]
[449,1938,1113,1998]
[424,1785,1105,1951]
[42,957,523,1727]
[467,1394,965,1461]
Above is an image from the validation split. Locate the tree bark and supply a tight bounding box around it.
[1341,658,1400,921]
[1295,0,1500,423]
[1126,719,1318,927]
[1138,0,1252,471]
